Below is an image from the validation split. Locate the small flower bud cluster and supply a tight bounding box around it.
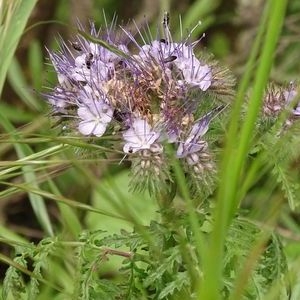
[263,82,300,120]
[45,18,234,193]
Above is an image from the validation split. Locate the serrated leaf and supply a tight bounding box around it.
[158,271,190,299]
[143,246,182,287]
[2,252,28,300]
[90,280,123,300]
[28,237,58,300]
[99,232,144,251]
[271,163,299,210]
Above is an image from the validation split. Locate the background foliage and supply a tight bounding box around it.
[1,0,300,299]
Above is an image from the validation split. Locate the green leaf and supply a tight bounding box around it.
[272,163,299,211]
[28,238,58,300]
[158,271,189,300]
[2,253,28,300]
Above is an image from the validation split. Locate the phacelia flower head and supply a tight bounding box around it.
[44,15,233,195]
[136,38,212,91]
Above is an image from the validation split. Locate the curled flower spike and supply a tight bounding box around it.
[174,106,224,181]
[44,15,233,194]
[263,82,300,119]
[262,84,285,118]
[177,105,224,158]
[283,83,300,116]
[176,118,209,159]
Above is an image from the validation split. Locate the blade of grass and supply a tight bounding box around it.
[1,181,128,221]
[7,57,42,111]
[200,1,288,299]
[47,179,82,237]
[0,0,38,95]
[77,30,131,59]
[229,0,288,214]
[0,112,54,236]
[0,144,65,178]
[198,4,270,298]
[0,227,28,244]
[0,102,35,122]
[28,39,43,90]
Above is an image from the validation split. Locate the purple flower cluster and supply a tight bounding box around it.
[45,19,234,191]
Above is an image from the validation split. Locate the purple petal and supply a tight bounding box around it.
[78,120,107,137]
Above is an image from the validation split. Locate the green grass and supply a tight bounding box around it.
[201,2,288,299]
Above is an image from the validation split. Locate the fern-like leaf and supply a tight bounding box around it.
[158,271,190,299]
[27,237,58,300]
[3,247,29,300]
